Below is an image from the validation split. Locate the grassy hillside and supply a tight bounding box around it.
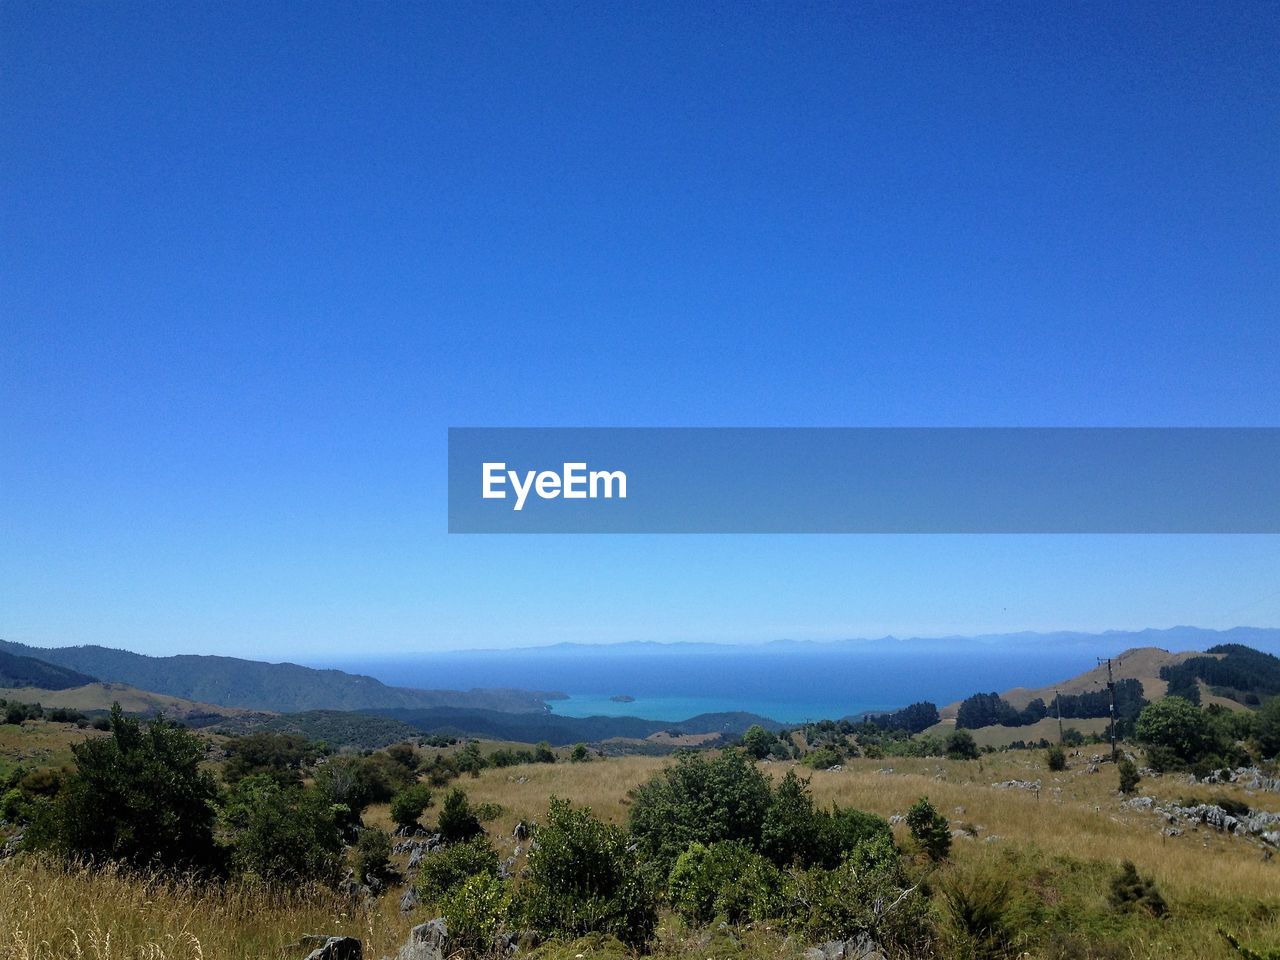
[942,646,1206,718]
[2,747,1276,960]
[3,682,260,723]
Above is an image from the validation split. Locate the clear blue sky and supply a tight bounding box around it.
[2,2,1278,658]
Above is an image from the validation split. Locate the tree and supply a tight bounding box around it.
[355,827,394,886]
[741,724,777,759]
[1046,744,1067,771]
[438,787,483,844]
[29,704,219,872]
[1257,696,1280,760]
[760,770,823,867]
[390,782,433,831]
[906,795,950,862]
[223,732,316,787]
[569,743,590,763]
[1117,757,1140,794]
[222,774,343,885]
[1135,696,1217,768]
[946,729,980,760]
[519,797,657,948]
[627,750,773,873]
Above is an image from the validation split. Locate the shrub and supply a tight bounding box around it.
[1108,860,1166,917]
[1046,745,1067,771]
[518,797,657,948]
[906,795,951,862]
[221,775,344,886]
[1256,696,1280,760]
[355,827,393,886]
[628,750,772,873]
[438,787,484,844]
[443,872,512,954]
[474,801,504,823]
[761,770,825,867]
[390,783,433,830]
[668,841,783,925]
[223,732,316,787]
[1117,757,1140,794]
[570,743,590,763]
[800,745,845,770]
[1136,697,1218,768]
[416,836,499,904]
[740,724,777,759]
[313,755,375,829]
[27,704,219,872]
[784,836,931,953]
[942,862,1020,959]
[947,730,980,761]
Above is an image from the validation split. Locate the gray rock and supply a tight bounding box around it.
[302,936,362,960]
[803,935,887,960]
[395,919,448,960]
[399,885,420,914]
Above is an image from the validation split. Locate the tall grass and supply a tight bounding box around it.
[0,858,413,960]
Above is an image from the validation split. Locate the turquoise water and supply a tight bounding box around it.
[545,693,888,724]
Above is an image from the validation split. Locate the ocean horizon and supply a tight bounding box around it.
[310,627,1280,724]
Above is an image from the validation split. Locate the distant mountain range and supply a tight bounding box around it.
[0,639,561,714]
[0,648,97,690]
[2,627,1276,748]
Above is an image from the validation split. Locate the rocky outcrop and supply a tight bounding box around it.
[803,935,888,960]
[991,779,1041,792]
[302,937,362,960]
[1194,766,1280,793]
[1122,796,1280,846]
[394,919,449,960]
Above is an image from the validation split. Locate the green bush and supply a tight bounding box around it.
[416,836,499,904]
[784,835,931,953]
[947,730,980,761]
[221,774,344,886]
[1046,745,1067,771]
[1136,697,1219,769]
[1117,757,1141,794]
[1255,696,1280,760]
[518,797,657,949]
[390,783,433,830]
[26,704,220,872]
[668,841,783,925]
[223,732,317,787]
[627,750,772,873]
[1108,860,1166,917]
[443,872,512,954]
[355,827,393,886]
[761,770,826,867]
[906,795,951,862]
[942,862,1021,959]
[437,787,484,844]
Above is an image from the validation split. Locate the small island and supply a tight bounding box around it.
[609,694,636,703]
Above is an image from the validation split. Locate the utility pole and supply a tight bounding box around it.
[1055,689,1064,745]
[1097,657,1119,761]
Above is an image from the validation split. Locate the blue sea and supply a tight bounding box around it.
[308,627,1279,724]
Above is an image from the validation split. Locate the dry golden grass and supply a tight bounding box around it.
[4,749,1277,960]
[0,858,415,960]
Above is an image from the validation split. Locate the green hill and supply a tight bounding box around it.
[0,650,96,690]
[0,640,559,715]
